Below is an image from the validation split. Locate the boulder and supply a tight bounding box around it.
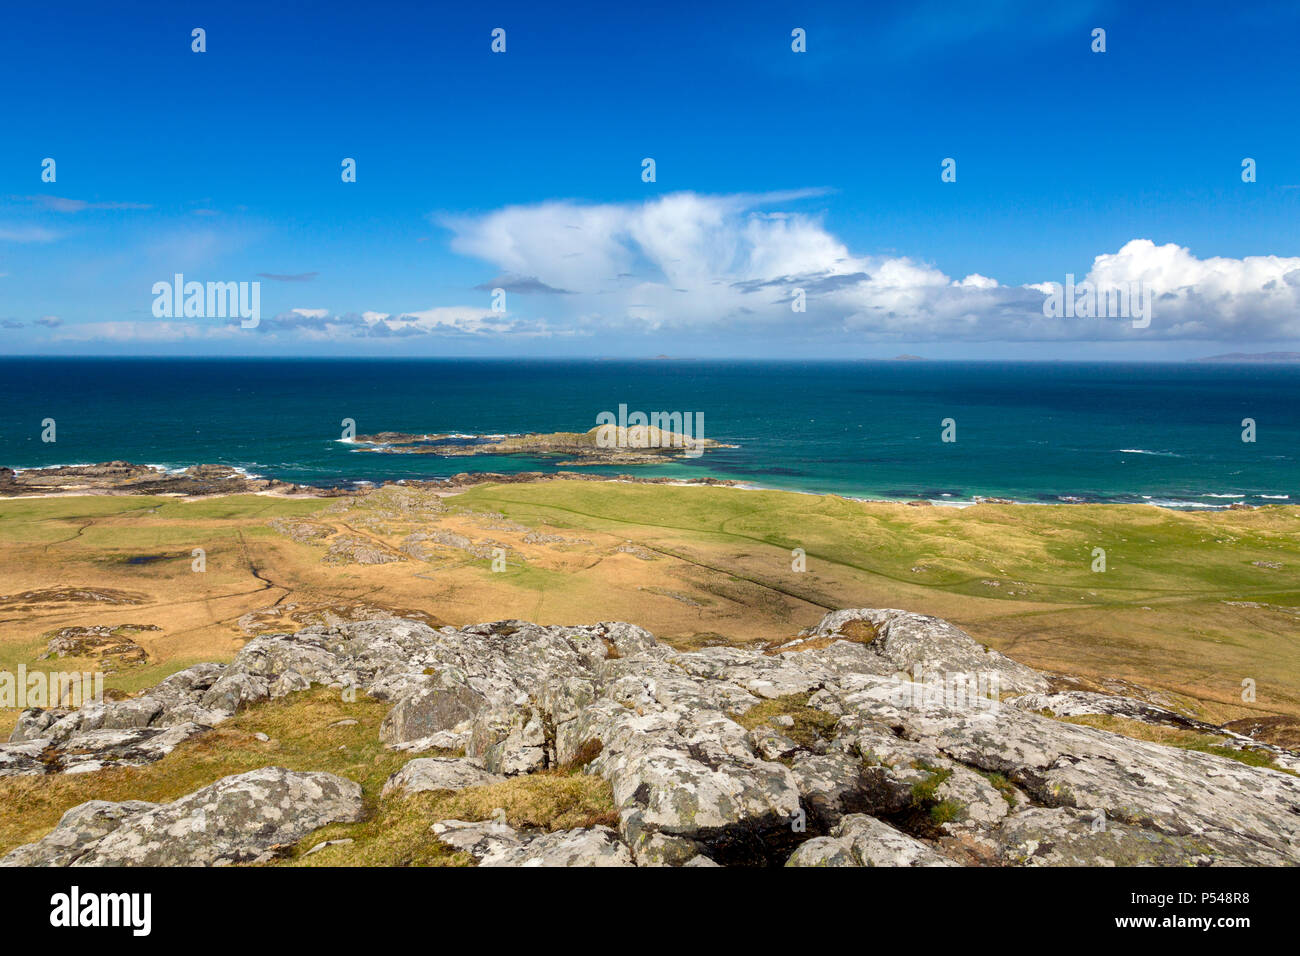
[381,757,506,798]
[787,815,957,867]
[430,820,634,867]
[5,768,365,866]
[0,800,158,867]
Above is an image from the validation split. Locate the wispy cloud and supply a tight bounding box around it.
[257,271,319,282]
[15,195,151,213]
[0,224,61,242]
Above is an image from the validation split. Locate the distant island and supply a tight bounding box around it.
[1195,352,1300,363]
[353,425,732,466]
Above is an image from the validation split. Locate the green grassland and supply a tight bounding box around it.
[1,482,1298,862]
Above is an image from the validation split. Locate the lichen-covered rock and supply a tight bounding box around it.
[1,722,209,776]
[430,820,634,867]
[786,814,957,867]
[797,608,1050,695]
[993,807,1289,866]
[380,682,486,745]
[9,606,1300,868]
[0,740,48,776]
[1011,690,1300,773]
[8,768,365,866]
[381,757,506,798]
[0,800,158,866]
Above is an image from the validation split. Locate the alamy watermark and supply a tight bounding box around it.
[152,273,260,328]
[887,663,1001,712]
[1041,274,1152,328]
[1,665,104,708]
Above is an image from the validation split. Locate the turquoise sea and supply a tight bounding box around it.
[1,358,1295,508]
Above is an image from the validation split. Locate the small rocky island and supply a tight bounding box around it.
[354,426,733,466]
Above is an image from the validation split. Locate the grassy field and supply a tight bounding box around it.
[2,481,1298,732]
[2,481,1299,861]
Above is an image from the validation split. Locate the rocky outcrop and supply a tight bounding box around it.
[790,608,1050,695]
[7,606,1300,867]
[0,461,317,497]
[0,768,364,867]
[1011,690,1300,773]
[39,624,154,671]
[2,663,230,775]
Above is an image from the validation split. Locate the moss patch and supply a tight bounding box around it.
[730,693,839,749]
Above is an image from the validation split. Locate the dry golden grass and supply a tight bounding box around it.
[3,482,1299,738]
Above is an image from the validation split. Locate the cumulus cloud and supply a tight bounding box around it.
[473,273,573,295]
[440,191,1300,342]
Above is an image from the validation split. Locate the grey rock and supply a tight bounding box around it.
[8,708,65,742]
[787,814,957,867]
[303,838,354,857]
[381,757,506,798]
[11,605,1299,868]
[430,819,634,867]
[50,768,365,866]
[381,682,486,745]
[994,807,1288,867]
[0,800,158,866]
[799,608,1050,695]
[0,740,49,776]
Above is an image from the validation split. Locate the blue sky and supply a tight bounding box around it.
[2,0,1298,358]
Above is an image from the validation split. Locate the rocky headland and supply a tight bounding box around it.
[0,461,742,498]
[3,607,1297,867]
[0,462,320,498]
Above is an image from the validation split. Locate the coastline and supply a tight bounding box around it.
[1,460,1293,511]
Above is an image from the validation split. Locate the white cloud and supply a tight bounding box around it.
[0,224,61,243]
[441,192,1300,342]
[50,320,243,343]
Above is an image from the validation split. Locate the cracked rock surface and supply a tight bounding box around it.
[6,607,1299,866]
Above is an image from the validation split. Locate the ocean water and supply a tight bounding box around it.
[1,358,1296,508]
